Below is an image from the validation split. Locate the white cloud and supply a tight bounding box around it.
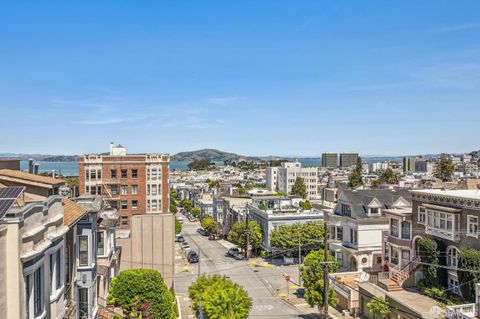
[431,23,480,33]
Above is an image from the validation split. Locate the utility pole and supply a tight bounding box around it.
[298,232,302,286]
[245,210,250,260]
[323,218,329,319]
[197,242,201,279]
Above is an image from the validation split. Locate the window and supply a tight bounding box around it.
[147,169,150,180]
[132,200,138,210]
[418,206,426,224]
[26,266,44,319]
[111,169,117,178]
[152,200,158,211]
[401,221,411,240]
[350,228,357,245]
[340,203,351,216]
[97,170,102,179]
[449,278,460,295]
[401,250,410,262]
[121,185,128,195]
[132,169,138,178]
[426,210,456,234]
[391,219,399,237]
[55,250,61,290]
[370,208,380,215]
[121,200,128,209]
[79,235,89,267]
[131,185,138,195]
[147,200,150,210]
[79,288,88,319]
[152,185,158,195]
[151,168,158,180]
[97,232,105,256]
[467,215,478,238]
[377,256,382,264]
[90,170,96,180]
[111,185,118,195]
[147,185,150,195]
[110,200,118,209]
[336,226,343,241]
[447,246,459,267]
[121,216,129,226]
[391,247,399,265]
[121,169,127,179]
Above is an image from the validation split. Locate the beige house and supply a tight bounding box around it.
[0,184,68,319]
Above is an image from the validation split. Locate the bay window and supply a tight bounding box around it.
[26,266,44,319]
[391,219,399,237]
[401,221,411,239]
[97,232,105,256]
[79,235,89,267]
[467,215,478,238]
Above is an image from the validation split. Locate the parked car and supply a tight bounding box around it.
[181,242,189,250]
[177,217,184,224]
[208,234,217,240]
[227,247,240,257]
[233,253,245,260]
[187,251,199,263]
[197,228,209,236]
[175,235,185,242]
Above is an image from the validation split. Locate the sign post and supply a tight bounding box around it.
[284,274,291,300]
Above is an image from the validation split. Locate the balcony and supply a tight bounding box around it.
[425,225,460,242]
[446,304,476,319]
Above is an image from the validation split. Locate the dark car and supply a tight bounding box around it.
[175,235,185,242]
[227,247,240,257]
[233,253,245,260]
[187,251,199,263]
[197,228,209,236]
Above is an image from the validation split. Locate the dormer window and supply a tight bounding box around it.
[370,208,381,215]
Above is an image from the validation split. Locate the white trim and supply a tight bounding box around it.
[467,215,479,238]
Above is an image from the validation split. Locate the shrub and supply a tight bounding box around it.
[458,249,480,302]
[418,237,438,283]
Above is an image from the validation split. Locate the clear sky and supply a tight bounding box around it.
[1,1,480,156]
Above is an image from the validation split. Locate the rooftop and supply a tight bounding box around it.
[0,169,65,187]
[411,189,480,200]
[63,198,88,227]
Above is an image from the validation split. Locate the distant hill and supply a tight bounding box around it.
[0,153,78,162]
[171,149,255,162]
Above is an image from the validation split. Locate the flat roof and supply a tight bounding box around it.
[412,189,480,200]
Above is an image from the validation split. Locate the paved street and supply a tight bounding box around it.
[174,218,309,319]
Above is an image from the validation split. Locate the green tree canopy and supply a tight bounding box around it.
[207,179,221,189]
[367,296,390,319]
[301,250,339,311]
[291,177,307,199]
[201,216,218,233]
[270,222,324,253]
[418,237,439,283]
[189,274,252,319]
[179,199,192,212]
[348,157,364,188]
[191,207,201,218]
[227,220,263,251]
[170,202,178,214]
[175,218,182,235]
[108,269,176,319]
[188,159,215,171]
[299,200,312,210]
[458,249,480,301]
[372,168,400,188]
[436,156,455,182]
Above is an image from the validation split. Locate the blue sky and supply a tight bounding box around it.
[1,1,479,156]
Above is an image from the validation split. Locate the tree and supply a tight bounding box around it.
[65,177,79,197]
[201,216,218,233]
[436,156,455,182]
[188,159,215,171]
[291,177,307,199]
[170,202,178,214]
[189,274,252,319]
[175,218,182,234]
[207,179,221,189]
[180,199,192,212]
[348,157,364,188]
[418,237,439,283]
[191,207,201,218]
[227,220,263,251]
[108,269,176,319]
[299,200,312,210]
[372,168,400,188]
[458,249,480,301]
[270,222,324,253]
[301,250,339,311]
[367,296,390,319]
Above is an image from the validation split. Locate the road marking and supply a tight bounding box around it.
[253,304,274,311]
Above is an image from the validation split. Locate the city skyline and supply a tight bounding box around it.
[1,1,480,155]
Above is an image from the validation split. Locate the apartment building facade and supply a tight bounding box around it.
[411,189,480,296]
[269,161,319,199]
[340,152,359,168]
[326,189,411,272]
[322,152,338,168]
[79,143,170,227]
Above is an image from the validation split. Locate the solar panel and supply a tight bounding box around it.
[0,199,15,218]
[0,186,25,199]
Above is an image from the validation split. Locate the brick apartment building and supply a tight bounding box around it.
[79,143,170,227]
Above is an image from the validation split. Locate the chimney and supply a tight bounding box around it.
[28,159,34,174]
[34,163,39,175]
[109,142,114,156]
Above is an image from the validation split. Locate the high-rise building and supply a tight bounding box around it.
[403,157,415,173]
[265,166,279,192]
[340,152,359,168]
[322,152,338,168]
[79,143,170,228]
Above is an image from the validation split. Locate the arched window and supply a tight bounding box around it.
[447,246,459,267]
